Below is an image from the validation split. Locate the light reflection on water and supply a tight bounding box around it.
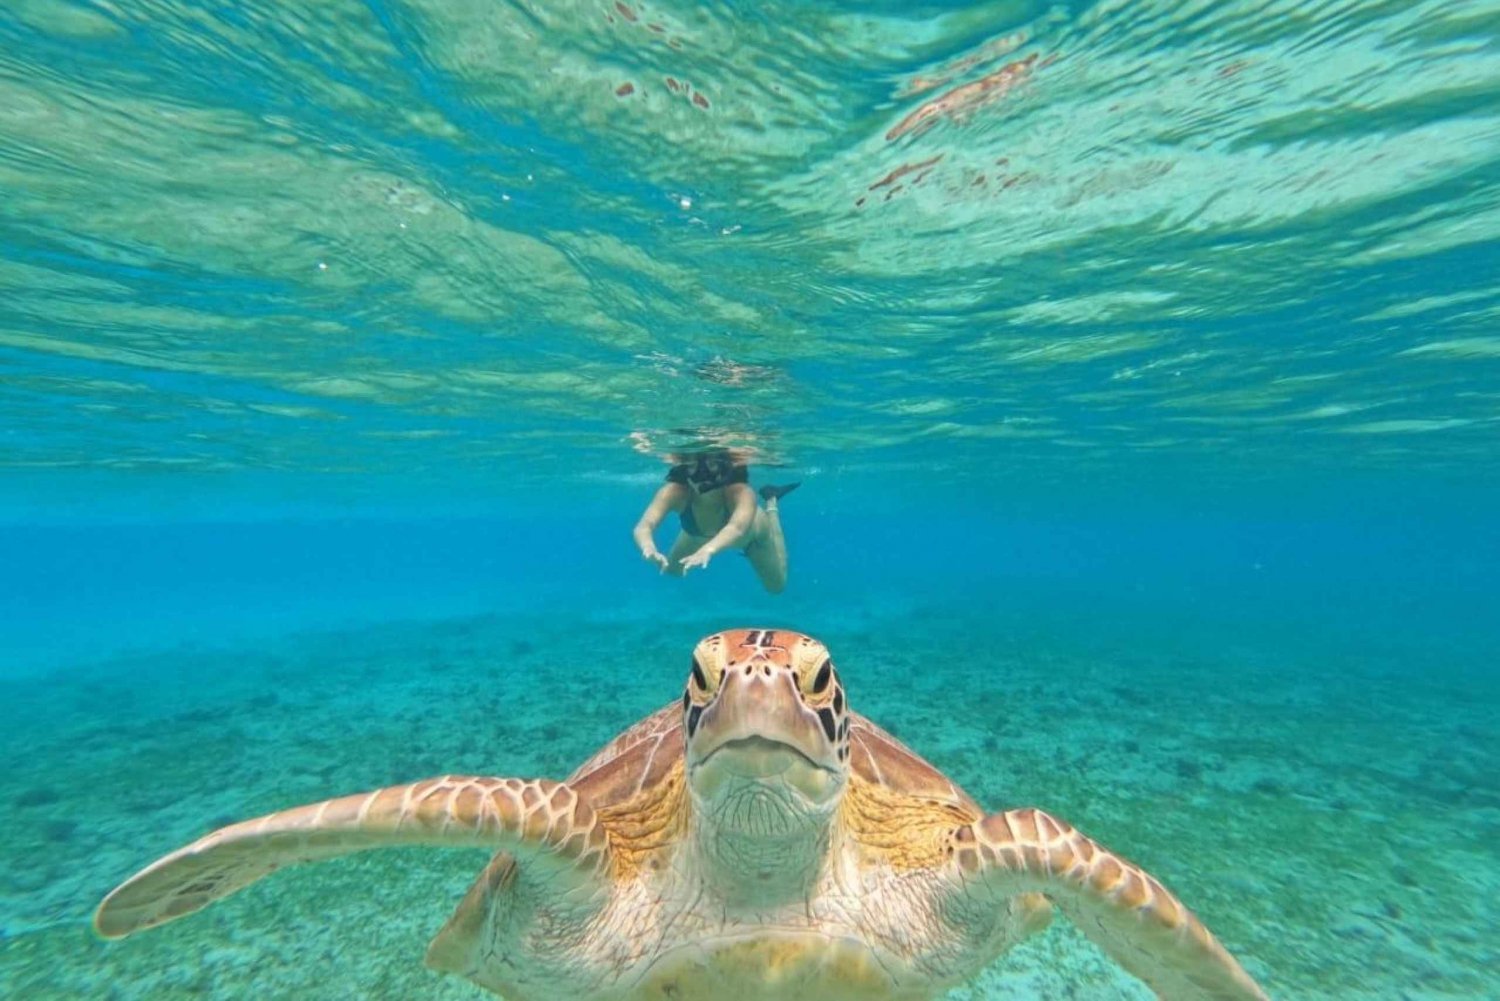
[0,0,1496,491]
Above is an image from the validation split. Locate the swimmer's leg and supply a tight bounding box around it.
[745,505,789,595]
[664,530,702,577]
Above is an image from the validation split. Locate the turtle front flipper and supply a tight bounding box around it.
[956,808,1269,1000]
[95,776,609,939]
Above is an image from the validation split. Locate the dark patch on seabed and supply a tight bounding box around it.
[1,608,1496,999]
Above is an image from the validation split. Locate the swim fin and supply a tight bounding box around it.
[759,482,801,502]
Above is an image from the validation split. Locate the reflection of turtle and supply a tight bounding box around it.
[96,629,1269,1000]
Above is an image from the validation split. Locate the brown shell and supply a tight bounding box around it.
[845,714,981,817]
[565,702,979,817]
[566,702,684,810]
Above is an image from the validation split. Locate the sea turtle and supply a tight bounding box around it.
[96,628,1270,1000]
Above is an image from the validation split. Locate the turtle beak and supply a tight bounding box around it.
[690,661,836,774]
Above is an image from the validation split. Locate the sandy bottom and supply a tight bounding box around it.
[1,604,1495,999]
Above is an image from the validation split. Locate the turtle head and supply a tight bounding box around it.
[682,629,849,825]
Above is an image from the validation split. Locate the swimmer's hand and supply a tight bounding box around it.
[679,547,715,572]
[641,547,669,572]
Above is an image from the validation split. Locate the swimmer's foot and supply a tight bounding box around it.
[759,482,800,503]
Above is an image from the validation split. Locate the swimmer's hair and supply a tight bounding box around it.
[665,446,755,466]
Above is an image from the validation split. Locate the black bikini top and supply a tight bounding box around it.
[666,453,748,494]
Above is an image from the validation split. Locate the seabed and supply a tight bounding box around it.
[1,605,1495,999]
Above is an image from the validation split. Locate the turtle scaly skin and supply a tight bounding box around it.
[97,628,1270,1000]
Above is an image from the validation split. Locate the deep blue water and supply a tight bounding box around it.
[7,477,1498,674]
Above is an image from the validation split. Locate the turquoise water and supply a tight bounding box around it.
[2,1,1499,998]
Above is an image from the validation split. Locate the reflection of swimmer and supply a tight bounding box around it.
[632,450,799,594]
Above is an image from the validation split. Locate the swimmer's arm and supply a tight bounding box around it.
[697,483,757,556]
[633,483,686,558]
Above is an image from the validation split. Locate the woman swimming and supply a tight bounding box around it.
[632,449,799,594]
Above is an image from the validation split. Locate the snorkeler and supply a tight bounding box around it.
[632,450,799,594]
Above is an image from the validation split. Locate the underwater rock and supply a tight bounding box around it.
[42,819,76,844]
[14,788,59,808]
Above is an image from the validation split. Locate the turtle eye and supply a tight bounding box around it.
[808,659,833,695]
[690,658,711,694]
